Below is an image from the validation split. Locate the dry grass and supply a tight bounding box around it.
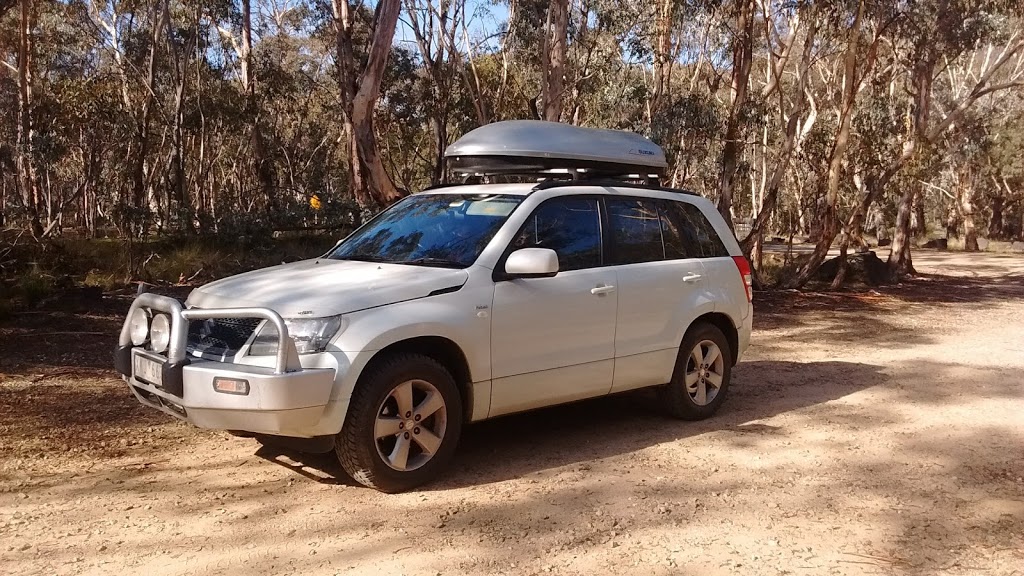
[0,234,340,317]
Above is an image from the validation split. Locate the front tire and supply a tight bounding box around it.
[336,353,463,493]
[661,322,733,420]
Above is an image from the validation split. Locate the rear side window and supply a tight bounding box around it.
[511,197,601,271]
[663,201,729,258]
[659,202,696,259]
[607,198,664,264]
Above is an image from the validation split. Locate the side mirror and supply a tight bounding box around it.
[504,248,559,279]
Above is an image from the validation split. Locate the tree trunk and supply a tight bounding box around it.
[429,115,447,185]
[794,177,808,235]
[889,184,916,278]
[332,0,362,204]
[1020,202,1024,241]
[871,207,888,241]
[911,189,926,238]
[86,148,98,237]
[961,184,978,251]
[945,201,960,239]
[332,0,402,207]
[831,173,871,289]
[886,51,937,279]
[406,0,451,185]
[165,5,189,229]
[130,4,163,236]
[783,0,866,289]
[351,0,402,205]
[741,6,818,256]
[989,196,1004,239]
[541,0,569,122]
[716,0,756,228]
[650,0,674,116]
[240,0,276,211]
[16,0,43,238]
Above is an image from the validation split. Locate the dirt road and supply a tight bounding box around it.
[2,251,1023,575]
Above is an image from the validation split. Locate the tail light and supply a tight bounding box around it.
[732,256,753,302]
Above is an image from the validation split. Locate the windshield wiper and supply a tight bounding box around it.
[396,257,467,269]
[334,254,391,263]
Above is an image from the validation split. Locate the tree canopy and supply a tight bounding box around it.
[3,0,1023,284]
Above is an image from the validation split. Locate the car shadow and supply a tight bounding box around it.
[259,359,885,489]
[252,443,359,487]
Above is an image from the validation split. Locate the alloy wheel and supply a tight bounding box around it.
[685,340,725,406]
[374,379,448,471]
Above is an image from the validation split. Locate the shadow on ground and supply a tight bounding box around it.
[256,359,886,488]
[12,355,1018,576]
[753,266,1024,334]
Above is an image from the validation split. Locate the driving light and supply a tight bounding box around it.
[150,313,171,353]
[248,315,345,356]
[213,377,250,395]
[129,308,150,346]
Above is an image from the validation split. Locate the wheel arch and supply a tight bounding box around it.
[359,336,475,422]
[687,312,739,365]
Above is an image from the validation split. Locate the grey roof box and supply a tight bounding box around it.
[444,120,668,177]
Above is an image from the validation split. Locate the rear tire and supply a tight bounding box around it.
[336,353,463,493]
[661,322,732,420]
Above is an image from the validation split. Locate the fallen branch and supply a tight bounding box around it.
[183,268,204,283]
[841,551,910,566]
[838,559,887,567]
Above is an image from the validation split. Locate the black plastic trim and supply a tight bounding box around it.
[447,155,664,179]
[427,284,464,297]
[118,346,190,398]
[532,179,696,195]
[159,358,190,397]
[114,345,132,377]
[503,270,558,280]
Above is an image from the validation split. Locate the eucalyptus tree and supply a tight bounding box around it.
[330,0,403,207]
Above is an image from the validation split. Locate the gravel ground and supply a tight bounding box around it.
[1,250,1022,576]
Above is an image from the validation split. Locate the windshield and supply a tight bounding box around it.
[329,193,523,268]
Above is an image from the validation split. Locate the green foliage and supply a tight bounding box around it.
[0,260,57,313]
[2,0,1023,253]
[16,265,55,308]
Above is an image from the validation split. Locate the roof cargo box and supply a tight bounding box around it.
[444,120,667,178]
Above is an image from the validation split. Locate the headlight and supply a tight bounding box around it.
[150,313,171,353]
[129,308,150,346]
[248,315,345,356]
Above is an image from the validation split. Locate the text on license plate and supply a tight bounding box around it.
[133,354,163,386]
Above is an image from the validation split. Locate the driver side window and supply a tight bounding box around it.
[511,197,602,271]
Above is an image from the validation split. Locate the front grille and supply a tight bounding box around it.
[186,317,262,359]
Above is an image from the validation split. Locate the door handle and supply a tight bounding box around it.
[682,273,703,283]
[591,285,616,295]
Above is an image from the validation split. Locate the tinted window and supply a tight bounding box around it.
[607,198,664,264]
[511,198,601,271]
[659,201,696,259]
[330,194,521,267]
[667,201,729,258]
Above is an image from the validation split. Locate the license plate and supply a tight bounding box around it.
[133,353,163,386]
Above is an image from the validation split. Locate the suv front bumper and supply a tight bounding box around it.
[114,293,337,437]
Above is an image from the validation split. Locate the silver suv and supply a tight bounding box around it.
[115,121,753,492]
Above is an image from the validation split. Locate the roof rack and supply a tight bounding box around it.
[531,179,697,196]
[443,120,668,182]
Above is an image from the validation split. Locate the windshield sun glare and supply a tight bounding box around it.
[329,194,522,268]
